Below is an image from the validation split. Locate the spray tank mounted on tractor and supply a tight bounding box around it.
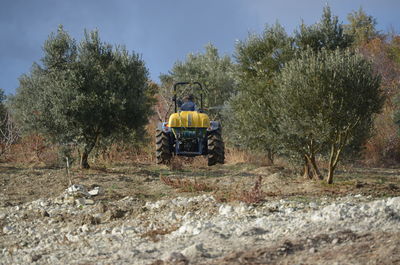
[156,82,225,166]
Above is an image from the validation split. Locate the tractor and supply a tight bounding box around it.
[156,82,225,166]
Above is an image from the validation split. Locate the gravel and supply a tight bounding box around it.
[1,192,399,264]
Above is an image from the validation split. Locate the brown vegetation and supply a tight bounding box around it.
[359,37,400,166]
[141,226,179,242]
[160,175,215,192]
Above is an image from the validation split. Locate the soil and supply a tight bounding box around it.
[1,158,400,264]
[207,230,400,265]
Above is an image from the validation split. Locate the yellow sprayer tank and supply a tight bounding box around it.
[168,111,210,128]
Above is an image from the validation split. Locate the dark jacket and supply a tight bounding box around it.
[180,100,196,111]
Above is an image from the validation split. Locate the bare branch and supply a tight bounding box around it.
[0,111,20,157]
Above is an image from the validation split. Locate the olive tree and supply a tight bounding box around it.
[224,23,294,161]
[13,26,153,168]
[345,7,379,45]
[274,48,383,183]
[295,6,353,51]
[0,89,19,157]
[159,44,236,120]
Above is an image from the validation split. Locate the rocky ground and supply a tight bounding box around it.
[1,162,400,264]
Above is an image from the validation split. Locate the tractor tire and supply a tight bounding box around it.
[207,129,225,166]
[156,129,171,164]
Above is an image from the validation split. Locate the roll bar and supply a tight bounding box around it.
[173,82,203,113]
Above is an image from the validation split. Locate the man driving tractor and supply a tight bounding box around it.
[180,94,197,111]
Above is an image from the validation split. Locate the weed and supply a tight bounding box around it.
[215,176,266,204]
[237,176,266,204]
[8,134,60,167]
[168,157,184,171]
[225,148,273,166]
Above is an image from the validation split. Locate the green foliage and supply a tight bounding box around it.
[274,48,382,181]
[224,23,294,159]
[386,36,400,66]
[393,93,400,130]
[0,88,7,137]
[345,7,379,45]
[295,6,353,51]
[160,44,236,120]
[0,88,5,118]
[12,26,153,168]
[225,6,383,181]
[0,89,20,157]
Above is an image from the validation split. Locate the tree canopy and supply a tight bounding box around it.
[274,48,382,182]
[159,44,236,120]
[13,26,154,168]
[345,7,379,45]
[223,7,383,182]
[224,23,294,161]
[295,6,353,51]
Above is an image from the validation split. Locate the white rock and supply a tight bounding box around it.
[75,198,86,206]
[183,212,194,221]
[386,197,400,210]
[177,223,194,235]
[53,197,64,205]
[111,227,121,235]
[309,202,318,208]
[88,186,103,196]
[169,211,178,221]
[166,252,189,263]
[2,192,399,265]
[65,196,75,205]
[66,184,91,197]
[182,243,208,258]
[285,208,294,214]
[254,216,268,227]
[80,224,90,233]
[40,200,50,207]
[66,233,79,242]
[102,229,111,235]
[219,205,233,215]
[23,254,32,263]
[0,213,7,220]
[3,225,14,234]
[234,204,249,215]
[85,199,95,205]
[123,226,136,233]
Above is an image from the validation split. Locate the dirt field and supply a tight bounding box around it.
[1,159,400,264]
[1,159,399,206]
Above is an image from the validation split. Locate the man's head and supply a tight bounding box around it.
[183,94,194,102]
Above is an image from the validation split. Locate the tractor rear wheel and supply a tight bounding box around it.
[207,129,225,166]
[156,129,171,164]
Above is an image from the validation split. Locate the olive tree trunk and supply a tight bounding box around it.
[327,124,354,184]
[303,139,322,180]
[79,138,98,169]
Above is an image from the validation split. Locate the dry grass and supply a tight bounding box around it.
[6,134,59,167]
[93,142,154,166]
[160,175,215,192]
[225,148,273,166]
[363,105,400,167]
[215,176,266,204]
[237,176,266,203]
[168,157,185,171]
[140,225,179,242]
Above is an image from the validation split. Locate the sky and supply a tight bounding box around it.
[1,0,399,95]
